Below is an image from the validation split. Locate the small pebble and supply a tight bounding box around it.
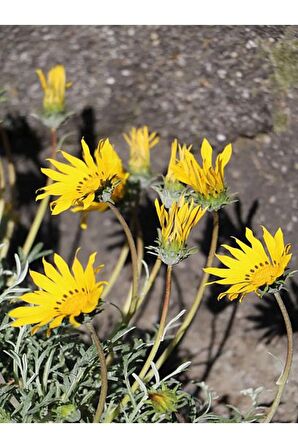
[106,77,115,85]
[286,222,293,232]
[269,196,276,204]
[121,69,131,77]
[217,69,227,79]
[150,32,159,41]
[246,40,258,49]
[242,89,250,99]
[216,133,226,142]
[262,135,271,144]
[232,170,240,179]
[175,70,184,78]
[281,165,288,174]
[205,62,212,73]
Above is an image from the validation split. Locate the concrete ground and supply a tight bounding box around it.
[0,25,298,422]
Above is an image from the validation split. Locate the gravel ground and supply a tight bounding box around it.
[0,25,298,422]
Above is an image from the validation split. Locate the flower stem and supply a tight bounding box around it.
[145,211,219,381]
[135,212,144,274]
[263,291,293,423]
[122,216,144,316]
[86,323,108,423]
[134,258,162,315]
[22,128,57,257]
[105,264,173,423]
[107,202,139,322]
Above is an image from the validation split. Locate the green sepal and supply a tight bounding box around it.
[31,110,75,130]
[147,231,198,266]
[151,177,190,208]
[191,187,236,211]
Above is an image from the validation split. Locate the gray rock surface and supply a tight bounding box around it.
[1,25,298,422]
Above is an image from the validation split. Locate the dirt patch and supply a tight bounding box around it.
[1,25,298,422]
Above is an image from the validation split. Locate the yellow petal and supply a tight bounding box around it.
[60,151,88,171]
[84,252,97,289]
[81,138,98,172]
[262,226,278,263]
[45,158,77,175]
[30,271,61,295]
[35,69,47,91]
[200,138,213,169]
[41,168,67,182]
[42,258,63,284]
[245,228,268,260]
[49,315,65,329]
[54,253,76,286]
[50,198,73,215]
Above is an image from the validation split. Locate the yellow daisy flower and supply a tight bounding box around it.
[8,252,107,334]
[172,138,232,210]
[152,139,191,208]
[123,126,159,175]
[36,65,72,115]
[204,226,292,302]
[36,138,128,215]
[149,197,206,265]
[72,186,125,230]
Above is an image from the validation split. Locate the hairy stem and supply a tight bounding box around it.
[134,258,162,315]
[107,202,139,322]
[22,128,57,257]
[263,291,293,423]
[86,323,108,423]
[145,211,219,381]
[122,216,144,316]
[105,264,173,422]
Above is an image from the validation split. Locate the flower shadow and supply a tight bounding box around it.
[246,279,298,343]
[187,198,259,382]
[1,114,60,261]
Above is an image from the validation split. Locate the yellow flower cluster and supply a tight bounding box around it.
[7,77,293,338]
[155,197,205,250]
[151,197,206,265]
[171,138,232,209]
[123,126,159,175]
[36,65,72,115]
